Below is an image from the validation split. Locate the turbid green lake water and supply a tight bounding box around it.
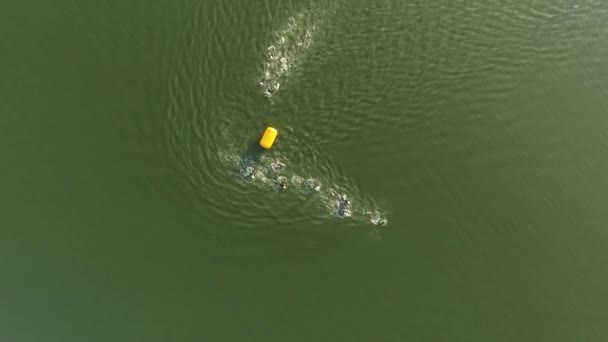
[2,0,608,341]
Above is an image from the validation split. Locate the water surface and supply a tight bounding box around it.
[1,0,608,341]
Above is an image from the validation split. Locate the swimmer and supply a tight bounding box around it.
[267,46,278,59]
[305,179,321,193]
[277,176,288,192]
[259,72,271,86]
[264,83,279,97]
[270,160,286,172]
[367,211,388,226]
[337,194,351,217]
[243,166,255,181]
[338,207,351,217]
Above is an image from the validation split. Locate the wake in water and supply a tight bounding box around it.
[249,3,389,226]
[258,10,320,97]
[168,1,387,228]
[225,149,388,226]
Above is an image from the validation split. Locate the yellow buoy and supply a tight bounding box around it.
[259,127,278,149]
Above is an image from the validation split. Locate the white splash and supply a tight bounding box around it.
[258,12,317,97]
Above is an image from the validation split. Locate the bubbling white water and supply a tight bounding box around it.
[258,13,316,97]
[230,151,388,225]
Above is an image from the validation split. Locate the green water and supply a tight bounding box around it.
[2,0,608,340]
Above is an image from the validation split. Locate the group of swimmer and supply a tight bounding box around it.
[241,159,316,194]
[259,72,280,97]
[241,159,356,218]
[259,26,312,98]
[246,22,386,224]
[337,194,351,218]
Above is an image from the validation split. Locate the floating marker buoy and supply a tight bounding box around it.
[259,127,278,149]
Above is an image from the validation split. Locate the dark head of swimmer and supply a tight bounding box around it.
[337,194,351,216]
[243,166,255,181]
[278,178,287,191]
[339,194,350,206]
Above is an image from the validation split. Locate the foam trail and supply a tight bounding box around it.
[228,150,388,226]
[230,1,389,226]
[258,5,331,97]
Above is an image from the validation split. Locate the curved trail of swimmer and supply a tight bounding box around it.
[258,1,336,99]
[258,13,314,97]
[235,133,389,226]
[246,3,388,226]
[167,1,387,229]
